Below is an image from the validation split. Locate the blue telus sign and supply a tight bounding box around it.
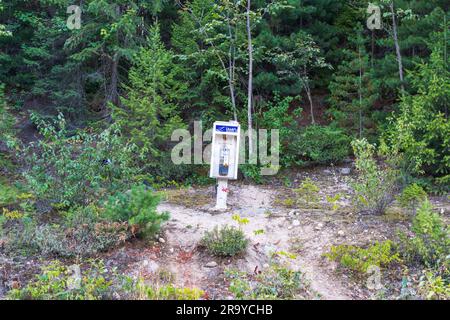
[216,125,238,133]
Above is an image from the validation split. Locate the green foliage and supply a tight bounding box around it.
[226,263,310,300]
[384,41,450,187]
[325,241,401,274]
[294,178,320,207]
[396,183,428,212]
[8,205,130,258]
[289,125,350,166]
[127,278,204,300]
[113,24,186,162]
[7,260,112,300]
[351,138,399,215]
[398,200,449,269]
[328,24,379,138]
[103,185,169,238]
[201,225,248,257]
[23,114,139,207]
[418,270,450,300]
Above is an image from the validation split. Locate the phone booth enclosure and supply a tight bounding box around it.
[209,121,240,180]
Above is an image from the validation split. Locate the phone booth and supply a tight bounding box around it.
[210,121,240,209]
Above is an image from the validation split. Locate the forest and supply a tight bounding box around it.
[0,0,449,301]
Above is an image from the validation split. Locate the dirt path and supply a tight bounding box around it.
[142,182,355,299]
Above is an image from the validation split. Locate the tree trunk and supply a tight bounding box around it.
[246,0,254,159]
[227,14,237,121]
[108,52,120,107]
[304,82,315,125]
[390,2,404,92]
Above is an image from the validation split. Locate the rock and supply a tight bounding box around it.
[324,169,332,174]
[340,167,351,175]
[315,223,324,231]
[169,248,174,253]
[292,220,300,227]
[337,230,345,237]
[205,261,218,268]
[158,238,166,244]
[143,260,159,273]
[287,226,293,230]
[263,263,270,269]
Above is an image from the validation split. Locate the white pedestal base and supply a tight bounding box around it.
[215,178,228,210]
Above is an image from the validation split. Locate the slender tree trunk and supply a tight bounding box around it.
[358,45,363,138]
[108,52,120,107]
[390,1,404,92]
[304,81,315,125]
[246,0,254,159]
[227,13,237,121]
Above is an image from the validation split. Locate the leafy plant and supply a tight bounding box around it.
[325,241,401,274]
[396,183,427,213]
[226,263,311,300]
[351,138,399,215]
[418,270,450,300]
[398,200,449,268]
[23,114,139,208]
[289,125,350,166]
[201,225,248,257]
[127,277,204,300]
[7,260,112,300]
[104,185,169,238]
[294,178,321,207]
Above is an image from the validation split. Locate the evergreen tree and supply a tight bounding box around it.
[112,24,186,163]
[328,25,379,138]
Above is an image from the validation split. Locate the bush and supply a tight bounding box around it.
[325,241,401,274]
[104,185,169,238]
[226,264,311,299]
[396,183,428,213]
[23,114,139,208]
[288,125,350,166]
[418,270,450,300]
[398,200,449,269]
[201,225,248,257]
[351,138,399,215]
[7,206,130,258]
[7,260,112,300]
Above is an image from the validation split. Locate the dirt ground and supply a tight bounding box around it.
[103,166,449,300]
[1,166,448,299]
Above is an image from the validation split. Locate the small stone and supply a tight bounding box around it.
[263,263,270,269]
[287,226,293,230]
[315,223,324,231]
[205,261,218,268]
[337,230,345,237]
[169,248,174,253]
[292,220,300,227]
[158,238,166,244]
[340,167,351,175]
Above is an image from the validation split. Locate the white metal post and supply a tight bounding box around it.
[215,178,228,210]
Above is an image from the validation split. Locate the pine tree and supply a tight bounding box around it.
[328,25,379,139]
[112,24,186,163]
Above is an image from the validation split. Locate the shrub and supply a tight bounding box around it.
[7,260,112,300]
[226,264,311,299]
[104,185,169,238]
[289,125,350,166]
[418,270,450,300]
[294,178,321,207]
[201,225,248,257]
[351,138,399,215]
[396,183,428,213]
[325,241,401,274]
[124,277,204,300]
[8,206,130,258]
[398,200,449,268]
[23,114,139,208]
